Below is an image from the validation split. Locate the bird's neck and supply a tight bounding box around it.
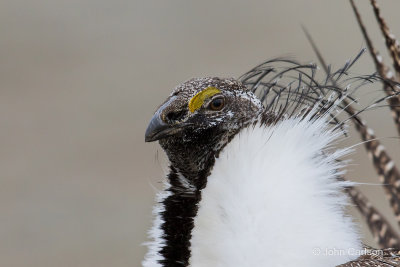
[144,128,240,266]
[159,126,236,187]
[144,142,218,265]
[152,167,206,266]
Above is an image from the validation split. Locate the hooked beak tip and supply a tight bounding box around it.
[145,113,170,142]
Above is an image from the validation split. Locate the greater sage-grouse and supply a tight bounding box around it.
[143,1,400,266]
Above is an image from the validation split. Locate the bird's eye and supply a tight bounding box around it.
[208,97,225,111]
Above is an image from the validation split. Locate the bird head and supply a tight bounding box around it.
[145,77,263,176]
[145,77,262,143]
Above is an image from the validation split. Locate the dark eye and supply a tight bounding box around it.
[208,97,225,111]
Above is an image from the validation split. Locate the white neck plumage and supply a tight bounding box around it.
[144,116,362,267]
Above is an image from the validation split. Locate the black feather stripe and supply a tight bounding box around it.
[158,166,213,266]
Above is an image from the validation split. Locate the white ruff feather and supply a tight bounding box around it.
[142,181,171,267]
[190,117,362,267]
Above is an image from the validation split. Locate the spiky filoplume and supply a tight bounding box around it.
[349,1,400,235]
[303,26,400,249]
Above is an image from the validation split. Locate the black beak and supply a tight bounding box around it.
[145,112,171,142]
[145,96,188,142]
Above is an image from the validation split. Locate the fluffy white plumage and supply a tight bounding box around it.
[143,183,171,267]
[189,117,362,267]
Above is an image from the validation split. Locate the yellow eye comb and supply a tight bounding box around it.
[188,87,221,113]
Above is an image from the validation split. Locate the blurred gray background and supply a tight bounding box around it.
[1,0,400,266]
